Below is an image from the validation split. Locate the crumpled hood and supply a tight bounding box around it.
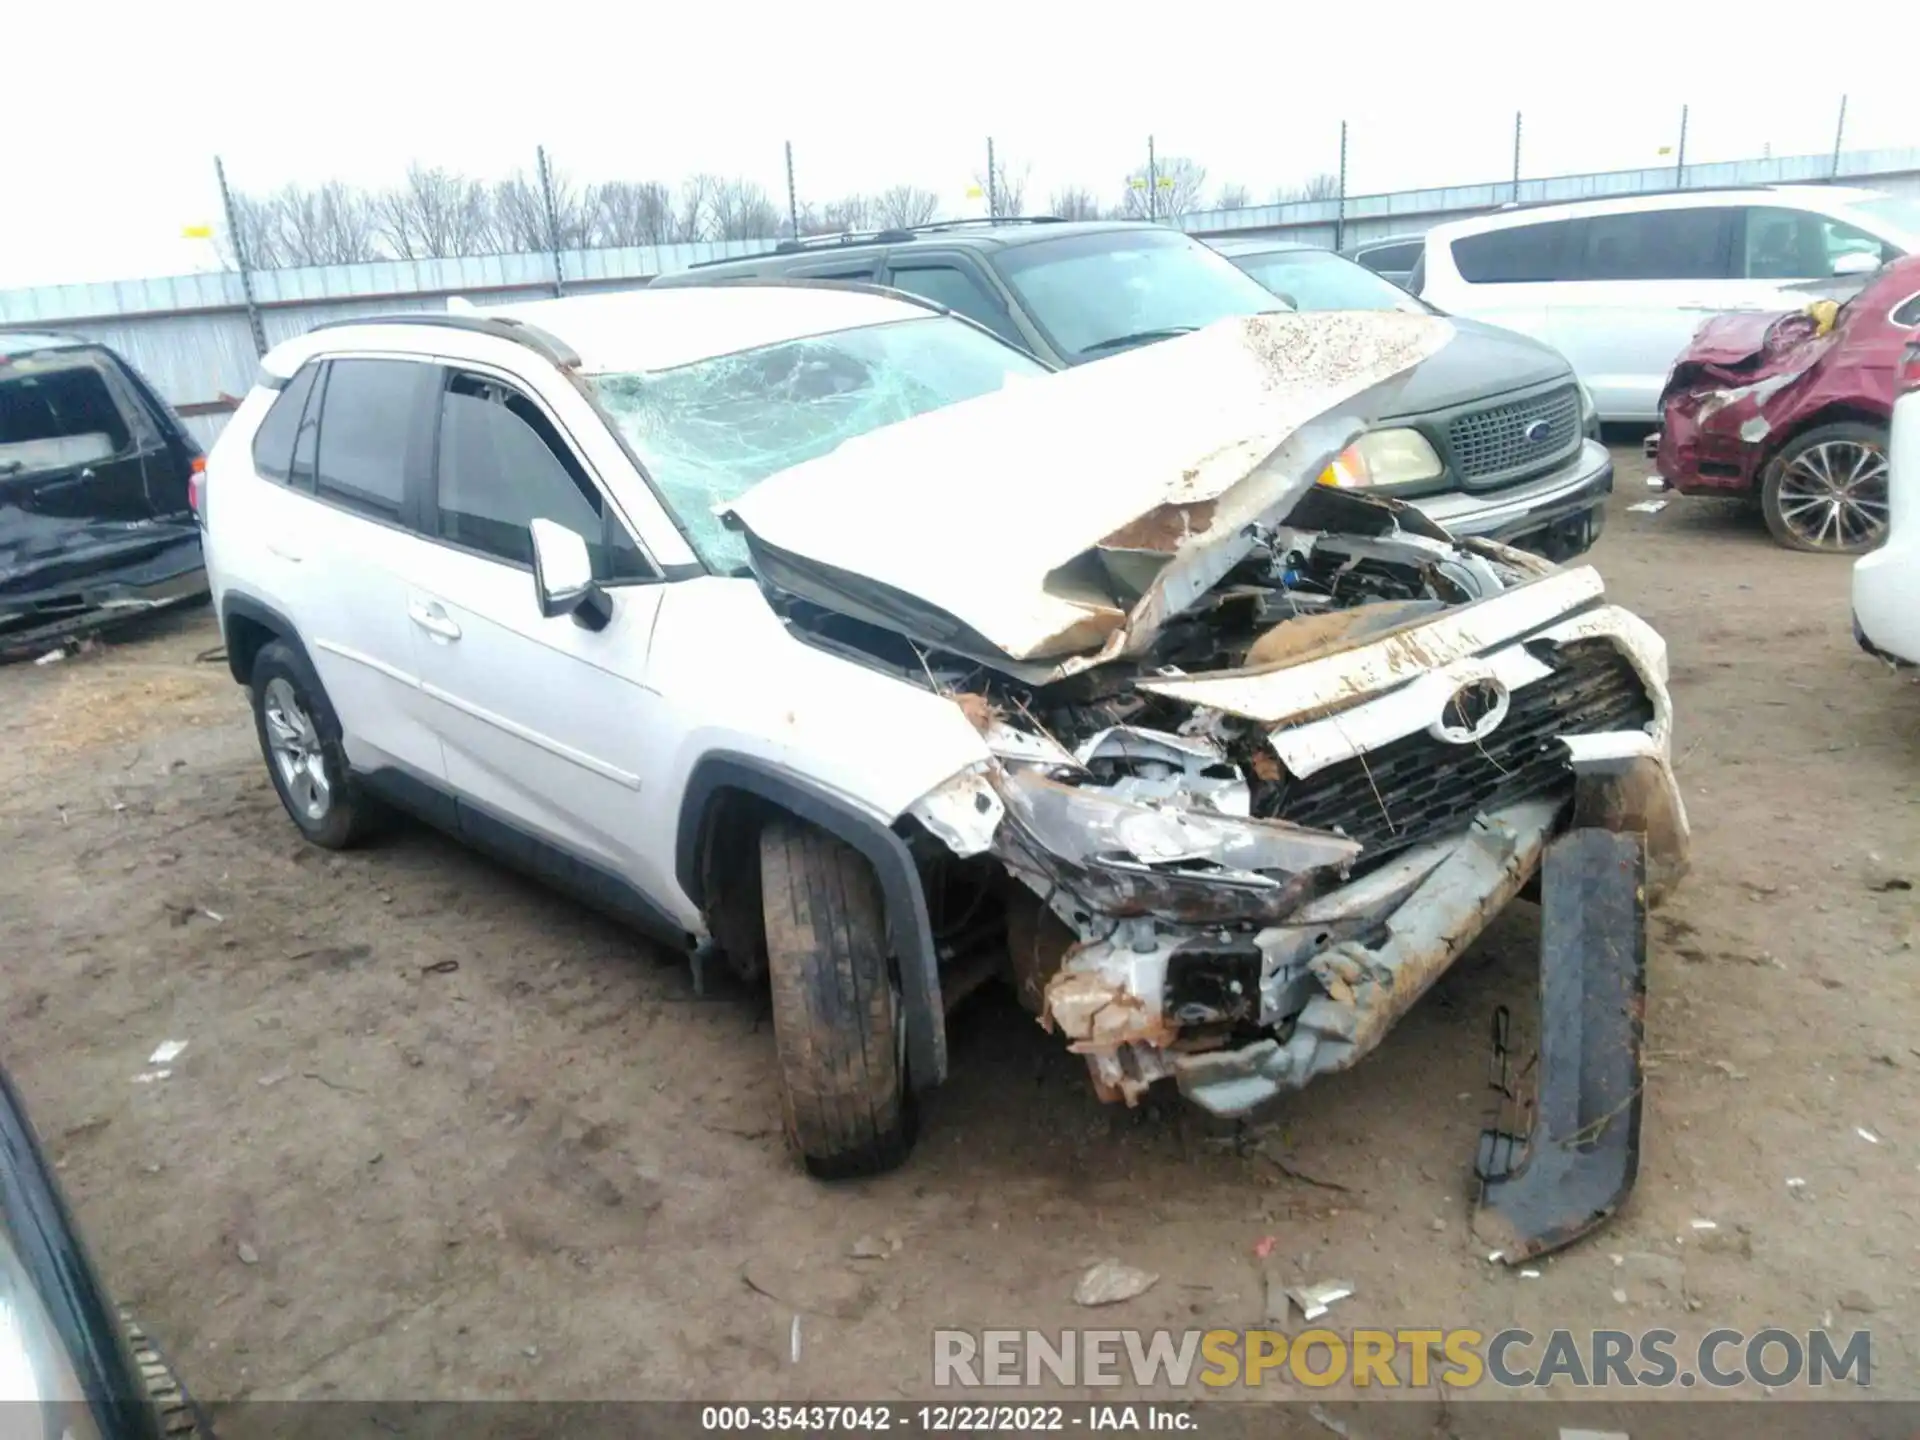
[722,311,1454,671]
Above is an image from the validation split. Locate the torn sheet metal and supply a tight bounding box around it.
[1135,564,1606,727]
[905,766,1005,857]
[1075,726,1250,815]
[995,766,1359,880]
[723,311,1454,671]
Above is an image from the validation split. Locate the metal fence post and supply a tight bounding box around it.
[1831,95,1848,180]
[1511,111,1523,203]
[987,137,998,219]
[1335,121,1348,251]
[1675,105,1688,187]
[536,144,565,297]
[214,155,267,359]
[785,141,800,237]
[1147,135,1158,222]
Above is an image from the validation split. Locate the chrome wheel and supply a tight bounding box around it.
[1772,439,1890,552]
[262,677,331,822]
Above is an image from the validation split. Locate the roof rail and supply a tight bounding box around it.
[1487,181,1806,217]
[306,312,582,369]
[686,215,1072,268]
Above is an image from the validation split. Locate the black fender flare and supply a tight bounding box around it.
[219,591,305,686]
[675,753,947,1090]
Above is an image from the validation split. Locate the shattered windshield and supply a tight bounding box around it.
[590,316,1045,572]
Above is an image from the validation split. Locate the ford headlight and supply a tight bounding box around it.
[1317,428,1445,490]
[1579,382,1598,427]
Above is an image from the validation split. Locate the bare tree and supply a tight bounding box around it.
[270,182,381,266]
[485,167,590,253]
[708,178,782,240]
[1117,156,1207,221]
[1275,172,1342,203]
[1046,187,1104,222]
[973,158,1030,218]
[1212,182,1252,211]
[875,185,939,228]
[375,165,493,259]
[220,192,283,271]
[810,194,877,235]
[671,174,719,242]
[591,180,675,247]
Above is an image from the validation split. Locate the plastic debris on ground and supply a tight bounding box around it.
[1627,499,1669,514]
[1073,1259,1159,1307]
[148,1040,189,1065]
[1284,1279,1355,1321]
[1856,1126,1882,1144]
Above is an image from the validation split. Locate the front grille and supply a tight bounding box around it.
[1252,639,1655,868]
[1447,384,1582,485]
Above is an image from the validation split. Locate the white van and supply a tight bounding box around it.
[1417,186,1920,421]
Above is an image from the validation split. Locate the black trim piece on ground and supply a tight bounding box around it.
[0,1064,164,1440]
[675,754,947,1091]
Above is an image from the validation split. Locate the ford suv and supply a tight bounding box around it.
[201,283,1688,1261]
[660,222,1611,560]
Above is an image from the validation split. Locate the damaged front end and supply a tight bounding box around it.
[896,502,1687,1258]
[728,312,1689,1259]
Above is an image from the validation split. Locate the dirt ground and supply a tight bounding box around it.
[2,443,1916,1411]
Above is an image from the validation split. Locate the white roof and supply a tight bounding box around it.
[263,282,929,379]
[1426,184,1894,241]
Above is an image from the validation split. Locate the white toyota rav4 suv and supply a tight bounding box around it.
[201,282,1687,1257]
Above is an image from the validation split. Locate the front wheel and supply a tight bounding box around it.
[1760,422,1890,554]
[758,817,916,1179]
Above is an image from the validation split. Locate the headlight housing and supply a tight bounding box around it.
[1579,381,1599,428]
[1317,427,1445,490]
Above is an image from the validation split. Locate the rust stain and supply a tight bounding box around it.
[953,692,996,734]
[1099,499,1219,554]
[1004,889,1076,1016]
[1249,747,1283,783]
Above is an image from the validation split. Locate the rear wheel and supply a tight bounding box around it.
[1760,422,1890,554]
[249,639,382,848]
[758,817,915,1179]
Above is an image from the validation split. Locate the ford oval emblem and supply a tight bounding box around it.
[1524,419,1554,444]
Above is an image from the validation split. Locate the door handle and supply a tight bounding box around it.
[407,601,462,642]
[265,541,304,564]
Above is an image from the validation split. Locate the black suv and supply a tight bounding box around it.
[0,332,206,658]
[649,218,1284,367]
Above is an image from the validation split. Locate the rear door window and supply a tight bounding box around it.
[1449,219,1581,283]
[312,358,431,521]
[1577,208,1733,280]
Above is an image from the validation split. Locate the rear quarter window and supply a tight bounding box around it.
[0,358,131,477]
[249,364,318,482]
[1890,292,1920,327]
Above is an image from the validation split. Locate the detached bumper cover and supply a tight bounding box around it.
[0,533,206,656]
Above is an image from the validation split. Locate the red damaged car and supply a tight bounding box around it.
[1655,254,1920,553]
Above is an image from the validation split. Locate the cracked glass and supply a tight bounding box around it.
[589,316,1045,572]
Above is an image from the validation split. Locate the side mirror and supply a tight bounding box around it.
[1832,250,1881,277]
[530,518,610,631]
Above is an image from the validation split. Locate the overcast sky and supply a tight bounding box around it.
[8,3,1915,290]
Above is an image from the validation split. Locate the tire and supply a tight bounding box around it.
[248,639,382,849]
[121,1310,210,1439]
[758,817,916,1179]
[1760,421,1891,554]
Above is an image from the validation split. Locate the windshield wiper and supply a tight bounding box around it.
[1077,326,1199,356]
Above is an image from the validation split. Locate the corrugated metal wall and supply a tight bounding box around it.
[6,145,1918,447]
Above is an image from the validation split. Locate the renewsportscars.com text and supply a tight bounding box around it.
[932,1327,1871,1390]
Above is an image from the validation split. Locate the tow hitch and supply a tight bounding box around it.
[1472,827,1647,1264]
